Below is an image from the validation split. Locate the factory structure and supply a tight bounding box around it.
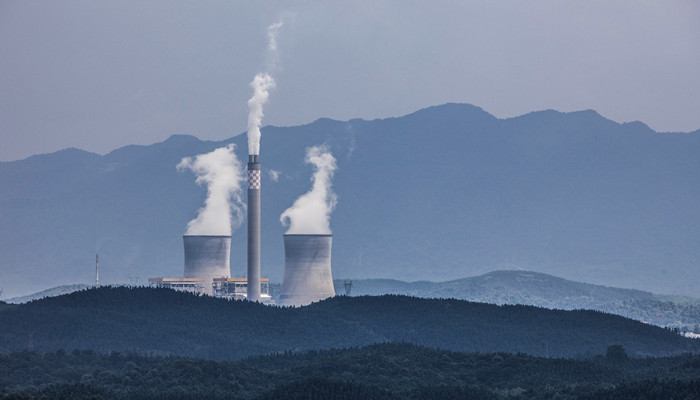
[148,234,273,304]
[247,154,262,302]
[278,234,335,307]
[149,150,336,307]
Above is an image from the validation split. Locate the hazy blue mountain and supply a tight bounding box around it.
[1,103,699,298]
[5,284,89,304]
[0,287,697,359]
[334,270,700,329]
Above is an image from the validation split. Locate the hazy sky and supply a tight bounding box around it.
[1,1,698,161]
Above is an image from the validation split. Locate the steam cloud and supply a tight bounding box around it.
[268,169,281,182]
[246,73,275,155]
[177,144,245,236]
[280,146,338,234]
[267,21,283,54]
[246,21,283,156]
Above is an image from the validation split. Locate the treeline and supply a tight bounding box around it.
[2,344,700,399]
[335,272,700,330]
[615,297,700,332]
[0,287,698,360]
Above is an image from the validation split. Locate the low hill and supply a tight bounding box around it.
[10,270,700,331]
[334,270,700,330]
[0,287,697,360]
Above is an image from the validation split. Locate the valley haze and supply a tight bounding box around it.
[0,104,698,299]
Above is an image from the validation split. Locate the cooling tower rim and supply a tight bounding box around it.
[283,233,333,237]
[183,234,232,238]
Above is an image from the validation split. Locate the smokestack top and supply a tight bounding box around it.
[248,155,260,164]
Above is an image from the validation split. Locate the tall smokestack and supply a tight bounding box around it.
[247,155,261,301]
[278,234,335,307]
[244,21,282,301]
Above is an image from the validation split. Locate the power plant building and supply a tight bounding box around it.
[148,277,205,295]
[149,276,272,302]
[183,235,231,295]
[278,234,335,307]
[148,234,272,304]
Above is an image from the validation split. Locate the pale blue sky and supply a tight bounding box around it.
[1,0,698,161]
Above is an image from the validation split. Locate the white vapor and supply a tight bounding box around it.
[177,144,245,236]
[246,73,275,155]
[280,146,338,234]
[246,20,283,156]
[267,21,283,53]
[268,169,281,182]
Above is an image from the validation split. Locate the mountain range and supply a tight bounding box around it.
[1,103,699,298]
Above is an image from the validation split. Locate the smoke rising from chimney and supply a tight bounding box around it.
[267,21,283,56]
[246,21,283,156]
[246,73,275,155]
[177,144,245,236]
[280,145,338,234]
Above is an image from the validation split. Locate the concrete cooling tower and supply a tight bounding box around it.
[278,234,335,307]
[183,235,231,295]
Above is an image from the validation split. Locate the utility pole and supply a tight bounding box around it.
[95,253,100,287]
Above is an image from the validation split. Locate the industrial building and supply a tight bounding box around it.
[148,276,272,303]
[278,234,335,307]
[213,277,271,301]
[149,147,337,308]
[148,234,273,304]
[183,235,231,296]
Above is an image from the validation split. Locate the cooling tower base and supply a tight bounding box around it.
[183,235,231,296]
[278,234,334,307]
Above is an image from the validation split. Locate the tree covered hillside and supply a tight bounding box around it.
[0,287,697,360]
[3,344,700,399]
[334,271,700,330]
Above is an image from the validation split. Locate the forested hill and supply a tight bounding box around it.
[3,343,700,399]
[333,270,700,330]
[0,287,697,360]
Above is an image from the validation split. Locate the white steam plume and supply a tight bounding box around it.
[246,20,283,156]
[246,73,275,155]
[177,144,245,236]
[280,146,338,234]
[267,21,283,53]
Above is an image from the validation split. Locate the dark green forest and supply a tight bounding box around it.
[331,271,700,330]
[2,344,700,399]
[0,287,698,359]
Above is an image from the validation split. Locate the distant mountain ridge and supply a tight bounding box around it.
[5,284,89,304]
[334,270,700,330]
[1,103,699,297]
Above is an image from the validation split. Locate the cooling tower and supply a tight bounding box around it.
[278,234,335,307]
[247,155,261,301]
[183,235,231,295]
